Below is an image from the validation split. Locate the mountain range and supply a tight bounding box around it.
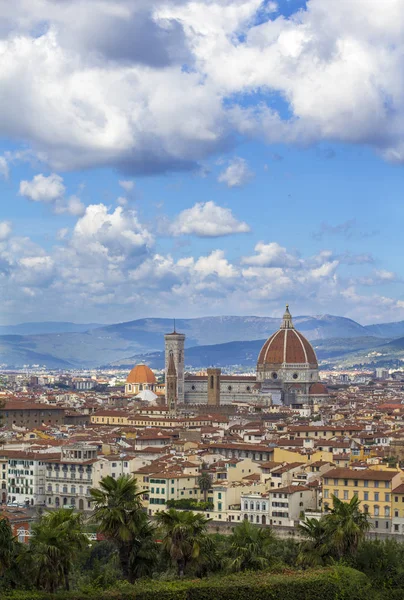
[1,315,404,369]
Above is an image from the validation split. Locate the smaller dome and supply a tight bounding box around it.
[309,382,328,395]
[126,364,156,384]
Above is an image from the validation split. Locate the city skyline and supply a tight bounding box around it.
[1,0,404,325]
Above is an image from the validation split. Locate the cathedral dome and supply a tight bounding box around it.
[257,306,318,369]
[126,364,156,384]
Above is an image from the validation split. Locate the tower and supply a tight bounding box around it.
[165,324,185,404]
[166,351,178,415]
[207,368,221,407]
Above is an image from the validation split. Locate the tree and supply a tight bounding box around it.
[156,508,210,577]
[297,517,332,567]
[90,475,147,582]
[226,520,276,572]
[324,495,371,559]
[0,518,14,576]
[197,470,212,502]
[26,508,87,592]
[129,517,159,580]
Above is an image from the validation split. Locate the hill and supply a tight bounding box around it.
[0,314,400,369]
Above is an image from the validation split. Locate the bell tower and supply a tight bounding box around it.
[165,322,185,404]
[166,351,178,415]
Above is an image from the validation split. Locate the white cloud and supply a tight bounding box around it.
[0,0,403,172]
[242,242,300,268]
[55,195,86,217]
[19,173,65,202]
[0,156,9,179]
[217,157,255,188]
[0,221,12,241]
[119,180,134,192]
[71,204,153,264]
[193,250,238,278]
[169,201,250,237]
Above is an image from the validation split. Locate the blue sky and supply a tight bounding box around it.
[1,0,404,325]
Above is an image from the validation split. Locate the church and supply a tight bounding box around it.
[165,305,328,408]
[125,306,328,408]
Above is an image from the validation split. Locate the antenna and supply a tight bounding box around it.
[173,318,176,333]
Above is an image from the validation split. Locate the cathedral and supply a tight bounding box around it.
[164,305,328,408]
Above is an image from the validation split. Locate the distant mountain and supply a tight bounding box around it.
[365,321,404,339]
[0,314,400,369]
[109,335,393,371]
[0,322,102,335]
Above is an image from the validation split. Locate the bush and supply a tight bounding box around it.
[0,567,371,600]
[166,499,214,511]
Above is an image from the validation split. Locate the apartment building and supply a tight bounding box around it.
[6,451,51,506]
[322,467,403,532]
[44,443,98,511]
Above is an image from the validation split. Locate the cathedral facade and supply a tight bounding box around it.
[164,305,328,407]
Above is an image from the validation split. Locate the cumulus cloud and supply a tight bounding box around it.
[169,201,250,237]
[119,180,135,192]
[0,221,12,241]
[218,157,255,188]
[0,156,9,179]
[0,0,403,173]
[19,173,65,202]
[71,204,153,265]
[242,242,300,268]
[19,173,85,216]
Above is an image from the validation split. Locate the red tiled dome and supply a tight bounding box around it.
[309,382,327,395]
[126,364,156,384]
[257,305,318,368]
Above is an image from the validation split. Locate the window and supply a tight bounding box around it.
[324,489,329,499]
[374,492,379,501]
[244,502,248,510]
[218,492,222,499]
[374,506,380,516]
[344,479,348,486]
[364,492,369,501]
[334,490,339,498]
[395,510,399,518]
[344,490,349,500]
[375,520,379,529]
[364,480,369,488]
[395,496,399,502]
[385,494,390,502]
[324,478,329,485]
[385,506,390,517]
[354,480,358,487]
[374,481,379,488]
[218,502,222,511]
[334,479,338,486]
[385,481,391,488]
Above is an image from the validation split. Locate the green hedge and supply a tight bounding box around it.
[1,567,371,600]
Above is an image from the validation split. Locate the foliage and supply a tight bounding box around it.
[166,499,214,511]
[21,509,88,592]
[226,520,277,572]
[90,474,150,582]
[156,509,211,577]
[298,495,370,566]
[197,471,212,503]
[0,567,371,600]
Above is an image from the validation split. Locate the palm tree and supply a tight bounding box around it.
[0,518,14,576]
[155,508,210,577]
[197,470,212,502]
[129,517,159,580]
[226,520,276,572]
[297,517,332,567]
[324,495,370,559]
[27,508,87,592]
[90,475,147,582]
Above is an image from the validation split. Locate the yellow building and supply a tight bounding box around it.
[90,411,129,426]
[392,483,404,534]
[322,467,403,532]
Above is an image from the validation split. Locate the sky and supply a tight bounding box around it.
[1,0,404,326]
